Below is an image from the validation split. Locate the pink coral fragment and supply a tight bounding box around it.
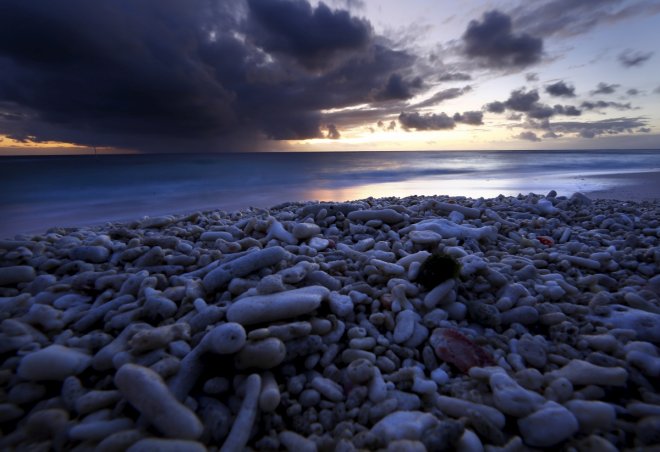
[431,328,494,373]
[537,236,554,246]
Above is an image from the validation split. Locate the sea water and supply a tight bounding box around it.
[1,149,659,237]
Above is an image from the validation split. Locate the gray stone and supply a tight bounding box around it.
[371,411,438,442]
[18,345,91,381]
[69,246,110,263]
[115,363,203,439]
[227,286,329,325]
[0,266,36,286]
[518,402,578,448]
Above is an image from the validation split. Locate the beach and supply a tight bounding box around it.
[0,191,658,450]
[2,0,660,448]
[583,170,660,202]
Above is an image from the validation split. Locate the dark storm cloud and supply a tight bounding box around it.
[516,131,541,142]
[549,118,648,138]
[318,43,416,102]
[326,124,341,139]
[453,111,484,125]
[580,100,633,111]
[0,0,421,151]
[552,105,581,116]
[409,86,472,109]
[0,110,24,122]
[462,10,543,69]
[504,89,540,111]
[485,101,506,113]
[438,72,472,81]
[527,104,555,119]
[483,88,581,120]
[545,81,576,97]
[0,0,243,148]
[375,73,423,101]
[626,88,640,96]
[399,112,455,130]
[512,0,660,38]
[246,0,371,70]
[399,110,484,130]
[525,72,539,82]
[618,49,654,68]
[591,82,620,95]
[318,76,470,128]
[542,131,561,139]
[526,116,648,139]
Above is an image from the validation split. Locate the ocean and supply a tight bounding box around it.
[1,149,659,238]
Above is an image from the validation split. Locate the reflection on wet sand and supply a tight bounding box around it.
[306,172,613,203]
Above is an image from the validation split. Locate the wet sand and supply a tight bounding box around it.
[584,171,660,202]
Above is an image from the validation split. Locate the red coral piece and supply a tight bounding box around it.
[537,236,554,246]
[431,328,494,373]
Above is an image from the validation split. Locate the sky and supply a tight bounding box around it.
[0,0,659,154]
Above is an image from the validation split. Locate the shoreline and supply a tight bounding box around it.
[3,150,658,239]
[0,193,658,450]
[2,148,659,157]
[582,170,660,202]
[4,182,659,240]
